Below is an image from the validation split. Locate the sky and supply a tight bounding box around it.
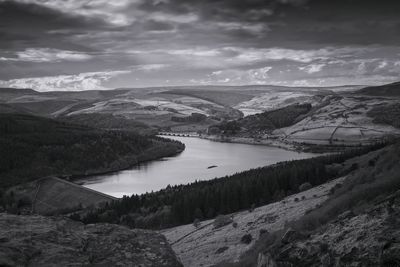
[0,0,400,91]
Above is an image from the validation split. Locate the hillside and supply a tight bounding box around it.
[0,103,32,114]
[204,82,400,149]
[0,213,182,266]
[0,85,364,135]
[163,177,346,266]
[2,83,400,150]
[77,142,385,229]
[367,103,400,129]
[247,142,400,267]
[60,113,156,135]
[210,103,312,135]
[0,87,243,132]
[0,113,184,189]
[253,192,400,267]
[5,177,117,215]
[357,81,400,97]
[161,141,400,267]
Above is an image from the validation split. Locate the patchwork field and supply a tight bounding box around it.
[1,82,399,147]
[278,95,400,145]
[0,87,244,130]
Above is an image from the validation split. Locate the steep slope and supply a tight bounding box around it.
[162,177,346,267]
[162,142,400,266]
[255,193,400,267]
[0,213,182,266]
[7,177,117,215]
[0,113,184,188]
[225,142,400,267]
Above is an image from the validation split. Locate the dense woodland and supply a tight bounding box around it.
[80,142,387,229]
[209,103,312,134]
[0,113,184,189]
[60,113,156,135]
[367,103,400,129]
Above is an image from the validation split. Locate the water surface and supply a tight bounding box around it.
[78,136,316,197]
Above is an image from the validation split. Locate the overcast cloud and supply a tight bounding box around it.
[0,0,400,90]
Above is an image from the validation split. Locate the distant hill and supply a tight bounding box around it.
[357,81,400,96]
[0,87,243,130]
[210,103,312,134]
[0,87,38,94]
[0,103,32,114]
[60,113,156,135]
[0,87,40,102]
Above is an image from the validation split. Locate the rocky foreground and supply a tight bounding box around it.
[0,214,182,267]
[257,191,400,267]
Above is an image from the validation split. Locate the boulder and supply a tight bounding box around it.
[0,213,182,267]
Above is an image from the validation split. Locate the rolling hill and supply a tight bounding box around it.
[1,82,399,149]
[357,81,400,96]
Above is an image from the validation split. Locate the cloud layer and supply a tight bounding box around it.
[0,0,400,90]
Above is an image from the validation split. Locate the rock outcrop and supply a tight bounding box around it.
[0,214,182,267]
[258,194,400,267]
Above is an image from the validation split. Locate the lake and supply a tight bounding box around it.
[77,136,316,197]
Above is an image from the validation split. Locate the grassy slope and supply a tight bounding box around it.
[164,89,254,107]
[357,81,400,96]
[227,141,400,267]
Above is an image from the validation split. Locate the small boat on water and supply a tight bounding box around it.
[207,165,217,169]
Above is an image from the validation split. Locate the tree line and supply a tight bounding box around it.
[209,103,312,134]
[0,113,184,189]
[80,142,387,229]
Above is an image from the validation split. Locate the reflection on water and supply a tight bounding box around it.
[78,136,316,197]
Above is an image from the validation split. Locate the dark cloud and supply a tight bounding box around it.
[0,0,400,89]
[128,0,400,47]
[0,1,110,50]
[143,20,175,32]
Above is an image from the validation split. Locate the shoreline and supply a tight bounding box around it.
[196,134,382,153]
[198,134,300,151]
[62,142,185,184]
[72,133,386,187]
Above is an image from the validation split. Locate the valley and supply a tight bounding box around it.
[76,136,316,197]
[2,1,399,266]
[163,142,400,266]
[2,82,399,153]
[1,82,400,267]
